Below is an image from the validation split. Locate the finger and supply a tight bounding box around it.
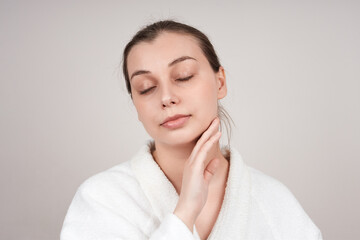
[194,131,221,168]
[197,131,221,161]
[204,158,220,184]
[189,117,220,160]
[198,117,220,144]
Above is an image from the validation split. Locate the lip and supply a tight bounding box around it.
[161,114,191,129]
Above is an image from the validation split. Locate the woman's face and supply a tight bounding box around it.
[127,32,227,146]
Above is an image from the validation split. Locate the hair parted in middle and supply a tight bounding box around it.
[122,19,234,145]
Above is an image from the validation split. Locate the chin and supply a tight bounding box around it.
[155,126,205,147]
[146,115,214,146]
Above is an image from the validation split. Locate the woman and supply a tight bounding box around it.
[61,20,322,240]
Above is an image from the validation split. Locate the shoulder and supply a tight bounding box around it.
[70,143,157,214]
[61,159,154,239]
[64,160,153,225]
[75,160,146,207]
[79,160,134,193]
[249,167,297,205]
[248,167,322,239]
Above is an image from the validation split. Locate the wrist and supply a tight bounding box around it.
[173,208,196,232]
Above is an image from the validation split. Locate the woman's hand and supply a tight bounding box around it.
[173,117,222,232]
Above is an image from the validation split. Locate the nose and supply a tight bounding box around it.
[161,85,179,108]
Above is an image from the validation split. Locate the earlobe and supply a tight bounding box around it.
[217,66,227,99]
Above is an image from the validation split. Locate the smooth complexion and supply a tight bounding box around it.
[127,32,229,240]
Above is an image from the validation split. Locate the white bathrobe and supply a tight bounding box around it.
[61,143,322,240]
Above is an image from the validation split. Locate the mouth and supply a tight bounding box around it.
[161,114,191,129]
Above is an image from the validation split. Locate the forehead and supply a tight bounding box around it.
[127,32,206,73]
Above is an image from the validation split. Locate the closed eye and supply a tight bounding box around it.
[139,75,193,94]
[177,75,193,81]
[139,86,156,95]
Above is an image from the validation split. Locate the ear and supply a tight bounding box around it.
[216,66,227,100]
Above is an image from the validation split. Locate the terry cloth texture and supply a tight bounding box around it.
[61,143,322,240]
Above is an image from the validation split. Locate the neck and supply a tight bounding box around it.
[151,140,229,195]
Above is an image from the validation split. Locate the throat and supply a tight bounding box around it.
[195,180,227,240]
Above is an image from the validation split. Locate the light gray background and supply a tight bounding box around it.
[1,0,359,239]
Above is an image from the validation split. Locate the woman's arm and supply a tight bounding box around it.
[60,182,196,240]
[60,118,221,240]
[173,117,222,231]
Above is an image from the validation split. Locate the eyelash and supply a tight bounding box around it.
[139,75,193,95]
[177,75,193,81]
[139,86,156,95]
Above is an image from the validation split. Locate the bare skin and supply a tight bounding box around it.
[127,32,229,239]
[152,118,230,239]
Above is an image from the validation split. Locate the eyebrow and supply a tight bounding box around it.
[168,56,197,67]
[130,56,197,80]
[130,70,151,80]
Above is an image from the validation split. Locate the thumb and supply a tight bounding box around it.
[204,158,220,184]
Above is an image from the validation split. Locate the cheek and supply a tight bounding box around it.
[189,81,219,122]
[197,82,218,109]
[133,99,153,124]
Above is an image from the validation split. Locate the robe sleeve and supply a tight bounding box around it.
[149,213,195,239]
[250,167,323,240]
[60,183,195,240]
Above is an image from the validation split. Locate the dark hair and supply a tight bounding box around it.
[122,20,233,144]
[122,20,221,94]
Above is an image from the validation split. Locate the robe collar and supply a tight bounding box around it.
[131,141,251,239]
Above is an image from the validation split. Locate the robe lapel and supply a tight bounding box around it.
[206,147,251,240]
[131,143,180,221]
[131,143,251,240]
